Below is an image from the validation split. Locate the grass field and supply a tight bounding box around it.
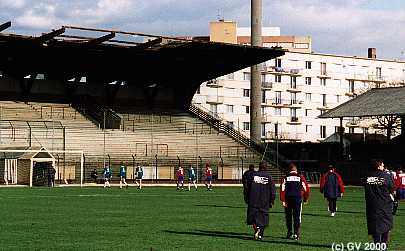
[0,186,404,251]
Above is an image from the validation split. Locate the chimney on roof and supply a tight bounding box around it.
[368,48,376,59]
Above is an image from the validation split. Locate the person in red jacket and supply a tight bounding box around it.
[393,167,405,215]
[176,165,185,190]
[280,163,310,240]
[320,165,345,217]
[205,163,213,191]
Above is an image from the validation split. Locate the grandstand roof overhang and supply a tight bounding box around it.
[0,23,284,88]
[319,86,405,119]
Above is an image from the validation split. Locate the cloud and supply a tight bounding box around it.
[0,0,26,9]
[1,0,404,59]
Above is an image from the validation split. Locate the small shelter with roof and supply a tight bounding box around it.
[0,147,56,187]
[319,86,405,159]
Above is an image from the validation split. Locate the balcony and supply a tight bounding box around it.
[287,116,301,124]
[263,98,303,107]
[287,84,302,92]
[290,99,304,107]
[206,95,224,104]
[346,74,386,83]
[206,79,224,88]
[266,66,302,76]
[266,131,303,141]
[317,72,331,79]
[261,82,273,89]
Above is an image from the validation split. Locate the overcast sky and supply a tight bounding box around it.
[1,0,404,60]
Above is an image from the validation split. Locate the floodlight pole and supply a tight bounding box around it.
[250,0,263,144]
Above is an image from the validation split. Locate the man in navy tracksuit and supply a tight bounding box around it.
[280,163,310,240]
[242,164,255,204]
[364,159,394,245]
[245,162,276,240]
[320,165,345,216]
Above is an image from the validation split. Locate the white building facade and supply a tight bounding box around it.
[192,51,405,142]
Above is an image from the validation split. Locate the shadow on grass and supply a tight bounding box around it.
[266,210,363,217]
[194,204,246,209]
[164,229,331,249]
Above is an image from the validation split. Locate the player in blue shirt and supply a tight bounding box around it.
[136,164,144,189]
[188,166,198,191]
[119,162,128,189]
[103,165,112,188]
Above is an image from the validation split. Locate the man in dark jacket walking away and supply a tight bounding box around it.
[365,159,394,246]
[243,164,255,204]
[280,163,310,240]
[320,165,345,217]
[245,162,276,241]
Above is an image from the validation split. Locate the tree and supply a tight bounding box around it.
[373,115,401,141]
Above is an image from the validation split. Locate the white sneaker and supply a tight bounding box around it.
[254,228,260,240]
[331,212,335,217]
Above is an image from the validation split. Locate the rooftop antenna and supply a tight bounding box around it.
[217,9,224,21]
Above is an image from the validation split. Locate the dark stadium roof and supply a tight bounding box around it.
[319,86,405,118]
[0,22,285,86]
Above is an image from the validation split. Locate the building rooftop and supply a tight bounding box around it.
[319,86,405,118]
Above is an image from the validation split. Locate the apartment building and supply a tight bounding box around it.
[191,22,405,142]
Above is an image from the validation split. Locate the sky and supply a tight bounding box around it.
[0,0,404,60]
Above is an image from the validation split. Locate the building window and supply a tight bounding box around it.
[305,93,311,102]
[290,76,297,89]
[261,74,266,84]
[320,126,327,138]
[275,58,281,68]
[243,72,251,81]
[226,104,234,113]
[306,125,311,133]
[305,109,310,117]
[275,91,282,104]
[227,73,234,80]
[243,122,250,131]
[261,107,265,116]
[210,104,217,115]
[320,62,327,75]
[335,126,340,133]
[305,77,311,85]
[261,123,266,137]
[305,61,312,69]
[348,80,355,93]
[320,78,326,86]
[274,108,281,116]
[376,67,382,79]
[262,90,266,103]
[275,75,281,83]
[291,92,297,104]
[336,95,340,103]
[322,94,327,107]
[245,106,250,114]
[290,108,297,121]
[274,123,279,137]
[243,89,250,97]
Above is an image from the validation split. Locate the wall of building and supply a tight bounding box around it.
[209,21,237,43]
[192,51,405,142]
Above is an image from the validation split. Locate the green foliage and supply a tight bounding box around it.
[0,187,403,250]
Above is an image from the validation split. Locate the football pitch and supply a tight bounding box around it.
[0,186,404,251]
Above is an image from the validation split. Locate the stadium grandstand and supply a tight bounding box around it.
[0,21,285,186]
